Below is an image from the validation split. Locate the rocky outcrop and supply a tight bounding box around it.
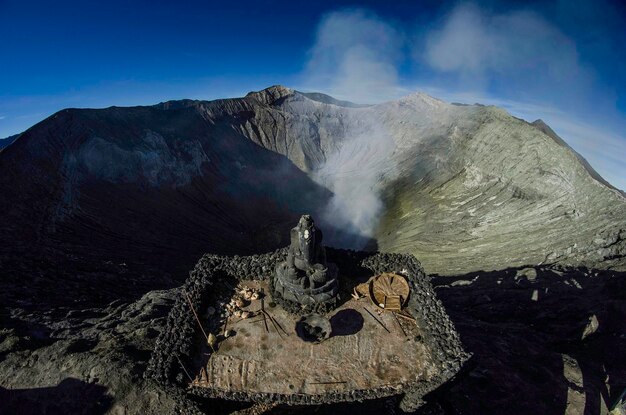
[2,256,622,414]
[0,288,189,414]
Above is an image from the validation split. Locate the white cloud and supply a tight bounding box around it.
[302,9,404,103]
[300,9,405,247]
[423,3,591,101]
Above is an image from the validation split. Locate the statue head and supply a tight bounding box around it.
[295,215,319,265]
[297,215,315,241]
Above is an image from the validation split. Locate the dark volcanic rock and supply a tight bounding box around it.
[430,266,626,415]
[0,289,188,414]
[0,252,624,414]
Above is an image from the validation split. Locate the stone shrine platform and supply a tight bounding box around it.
[145,248,469,412]
[190,280,438,397]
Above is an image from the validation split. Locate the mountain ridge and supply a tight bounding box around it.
[0,133,19,150]
[0,86,624,281]
[531,118,625,197]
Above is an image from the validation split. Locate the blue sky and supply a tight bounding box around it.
[1,0,625,189]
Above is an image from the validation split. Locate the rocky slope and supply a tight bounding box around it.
[0,289,182,414]
[372,97,626,274]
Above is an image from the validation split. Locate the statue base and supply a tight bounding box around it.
[270,262,340,314]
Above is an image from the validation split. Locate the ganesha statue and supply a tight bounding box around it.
[272,215,339,310]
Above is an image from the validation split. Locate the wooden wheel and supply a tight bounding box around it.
[369,273,410,311]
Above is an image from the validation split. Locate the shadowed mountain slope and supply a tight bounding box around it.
[0,97,336,285]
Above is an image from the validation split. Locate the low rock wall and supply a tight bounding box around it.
[144,248,469,411]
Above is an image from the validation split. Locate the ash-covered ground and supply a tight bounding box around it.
[1,257,624,414]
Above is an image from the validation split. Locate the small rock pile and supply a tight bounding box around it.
[226,285,263,319]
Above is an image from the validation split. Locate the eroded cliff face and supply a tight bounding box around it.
[0,85,623,282]
[371,98,626,274]
[226,86,626,274]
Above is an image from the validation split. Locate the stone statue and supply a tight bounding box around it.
[272,215,339,309]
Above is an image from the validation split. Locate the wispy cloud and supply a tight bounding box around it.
[423,4,587,94]
[415,1,625,190]
[302,9,405,103]
[300,9,403,247]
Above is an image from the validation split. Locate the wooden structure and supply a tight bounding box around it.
[369,273,410,311]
